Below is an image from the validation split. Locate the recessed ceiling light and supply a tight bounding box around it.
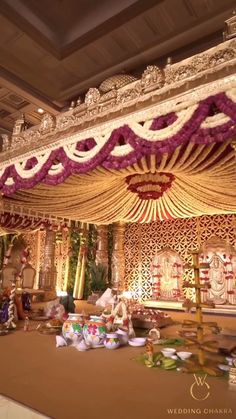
[37,108,44,114]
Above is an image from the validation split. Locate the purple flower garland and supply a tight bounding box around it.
[0,92,235,196]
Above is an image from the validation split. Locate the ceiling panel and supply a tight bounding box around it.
[0,0,235,133]
[10,34,47,63]
[0,14,21,46]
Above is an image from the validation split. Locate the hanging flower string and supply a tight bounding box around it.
[18,246,30,278]
[3,242,14,267]
[151,263,161,299]
[6,274,17,329]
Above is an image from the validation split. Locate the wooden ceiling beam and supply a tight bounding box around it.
[0,117,13,132]
[58,9,230,101]
[0,101,18,114]
[0,0,164,59]
[0,67,63,113]
[61,0,164,58]
[0,0,60,58]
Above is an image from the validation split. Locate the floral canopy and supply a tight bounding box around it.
[0,39,236,225]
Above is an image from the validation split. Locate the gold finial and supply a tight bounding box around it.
[231,139,236,154]
[76,97,82,106]
[12,113,26,135]
[69,101,75,111]
[224,10,236,40]
[166,57,172,67]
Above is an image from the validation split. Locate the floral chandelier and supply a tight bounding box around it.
[126,173,175,200]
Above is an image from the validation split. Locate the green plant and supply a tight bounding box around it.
[67,228,80,295]
[83,224,97,299]
[107,224,113,284]
[90,262,108,293]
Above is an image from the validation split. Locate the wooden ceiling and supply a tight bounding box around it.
[0,0,235,136]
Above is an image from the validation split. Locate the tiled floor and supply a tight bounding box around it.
[0,395,49,419]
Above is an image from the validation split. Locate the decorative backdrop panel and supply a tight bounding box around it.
[124,214,236,301]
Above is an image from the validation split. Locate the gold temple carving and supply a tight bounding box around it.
[1,37,236,160]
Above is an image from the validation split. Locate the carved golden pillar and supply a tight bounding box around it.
[39,229,57,292]
[73,223,89,300]
[55,229,70,292]
[112,222,126,291]
[96,225,108,268]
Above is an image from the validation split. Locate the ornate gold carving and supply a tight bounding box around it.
[39,229,57,291]
[191,54,210,72]
[141,65,164,90]
[69,101,76,111]
[208,48,236,66]
[21,230,45,288]
[12,114,27,136]
[99,89,117,103]
[95,225,108,267]
[231,139,236,156]
[99,74,137,93]
[56,114,75,131]
[10,114,29,151]
[165,41,236,85]
[1,39,236,158]
[125,214,236,301]
[224,11,236,40]
[55,229,70,291]
[117,81,142,104]
[85,88,100,106]
[23,128,40,145]
[112,222,126,291]
[39,113,56,134]
[73,223,89,299]
[1,134,11,152]
[165,63,195,84]
[11,135,24,150]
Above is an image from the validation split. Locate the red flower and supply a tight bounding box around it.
[123,318,129,327]
[88,324,97,334]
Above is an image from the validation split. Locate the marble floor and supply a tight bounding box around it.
[0,395,49,418]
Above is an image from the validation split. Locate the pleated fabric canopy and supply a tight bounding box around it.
[0,39,236,224]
